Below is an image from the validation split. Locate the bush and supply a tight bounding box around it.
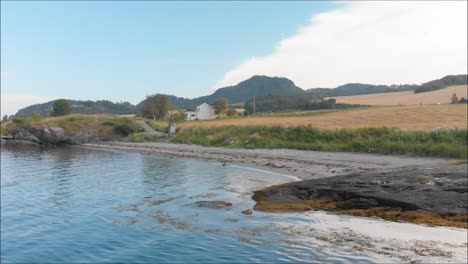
[113,123,138,136]
[102,119,143,136]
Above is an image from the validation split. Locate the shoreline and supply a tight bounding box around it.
[82,141,451,181]
[4,140,467,262]
[83,141,467,229]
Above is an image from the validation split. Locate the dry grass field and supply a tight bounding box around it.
[179,104,467,130]
[332,85,467,106]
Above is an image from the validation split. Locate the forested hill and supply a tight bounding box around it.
[15,100,136,117]
[308,74,468,97]
[307,83,419,97]
[415,74,467,93]
[136,75,304,110]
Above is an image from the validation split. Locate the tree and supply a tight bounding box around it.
[167,111,185,124]
[226,109,237,117]
[52,99,71,116]
[141,94,171,120]
[212,98,228,114]
[451,93,459,104]
[2,115,8,123]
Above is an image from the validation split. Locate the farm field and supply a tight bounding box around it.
[331,85,467,106]
[178,104,468,130]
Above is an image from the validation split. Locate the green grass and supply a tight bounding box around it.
[173,126,468,159]
[126,133,161,142]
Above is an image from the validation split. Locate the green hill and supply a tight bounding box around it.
[136,75,303,110]
[15,100,136,117]
[307,83,418,97]
[414,74,467,93]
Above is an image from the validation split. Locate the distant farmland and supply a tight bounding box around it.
[179,104,467,130]
[331,85,467,106]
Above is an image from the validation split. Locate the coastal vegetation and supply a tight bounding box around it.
[1,114,143,140]
[173,126,467,159]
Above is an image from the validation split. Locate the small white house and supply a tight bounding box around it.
[185,103,215,121]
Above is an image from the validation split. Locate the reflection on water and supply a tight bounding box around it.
[1,146,311,263]
[2,146,466,263]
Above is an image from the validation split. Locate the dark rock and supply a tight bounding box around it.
[340,198,380,209]
[13,130,40,143]
[266,162,285,168]
[28,126,70,145]
[253,165,468,215]
[242,209,253,215]
[193,200,233,209]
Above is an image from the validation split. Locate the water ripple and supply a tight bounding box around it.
[2,146,465,263]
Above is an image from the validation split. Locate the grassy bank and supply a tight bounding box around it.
[1,114,144,138]
[173,126,468,159]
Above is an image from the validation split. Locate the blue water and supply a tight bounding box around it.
[1,146,369,263]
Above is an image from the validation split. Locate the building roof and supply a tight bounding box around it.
[197,103,212,108]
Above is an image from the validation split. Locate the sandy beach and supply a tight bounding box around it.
[83,141,451,180]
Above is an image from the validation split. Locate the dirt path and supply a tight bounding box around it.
[83,142,451,180]
[135,120,165,137]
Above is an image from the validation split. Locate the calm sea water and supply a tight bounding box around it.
[1,146,372,263]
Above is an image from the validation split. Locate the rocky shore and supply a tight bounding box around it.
[82,141,467,228]
[253,165,467,228]
[1,126,120,146]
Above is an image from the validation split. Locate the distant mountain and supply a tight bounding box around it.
[15,100,136,117]
[137,75,304,110]
[307,83,419,97]
[13,74,467,117]
[414,74,468,93]
[199,75,303,104]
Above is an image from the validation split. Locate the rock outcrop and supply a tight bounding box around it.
[6,126,119,145]
[27,126,69,145]
[253,165,468,228]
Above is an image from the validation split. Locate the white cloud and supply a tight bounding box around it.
[1,94,56,116]
[213,1,468,89]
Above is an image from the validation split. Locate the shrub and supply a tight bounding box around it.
[113,123,138,136]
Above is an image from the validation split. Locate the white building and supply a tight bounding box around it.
[185,103,215,120]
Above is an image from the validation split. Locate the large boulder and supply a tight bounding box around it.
[27,126,70,145]
[12,130,41,143]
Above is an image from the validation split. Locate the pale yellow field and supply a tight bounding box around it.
[179,104,467,130]
[332,85,467,106]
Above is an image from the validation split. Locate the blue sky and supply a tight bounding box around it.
[1,1,333,112]
[2,1,466,116]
